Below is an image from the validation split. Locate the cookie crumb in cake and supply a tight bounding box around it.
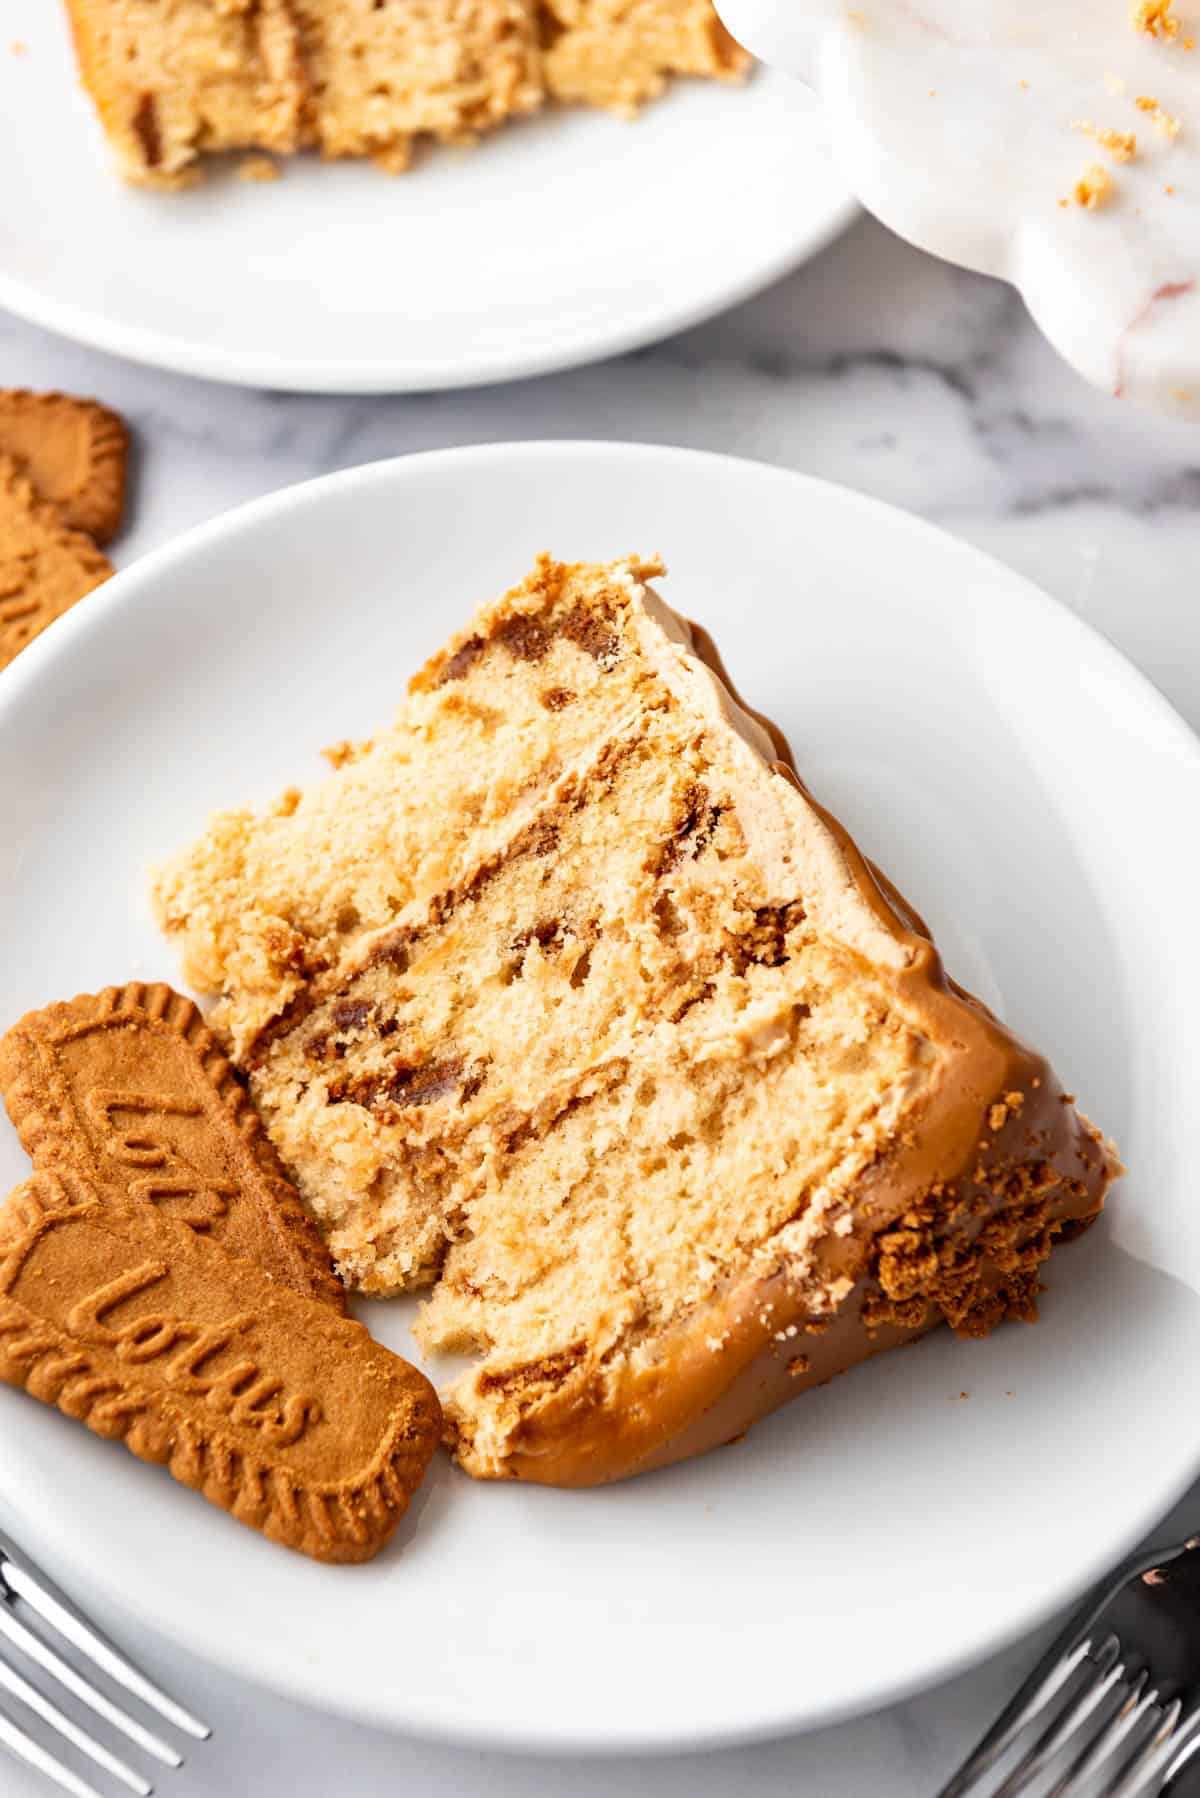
[1074,163,1115,207]
[1133,0,1180,38]
[10,39,28,55]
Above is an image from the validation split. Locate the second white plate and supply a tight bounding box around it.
[1,445,1199,1753]
[0,5,854,392]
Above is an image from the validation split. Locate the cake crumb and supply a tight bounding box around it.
[787,1354,810,1378]
[10,39,28,56]
[1136,95,1183,136]
[1074,163,1115,208]
[238,155,280,183]
[1134,0,1181,38]
[1074,120,1138,160]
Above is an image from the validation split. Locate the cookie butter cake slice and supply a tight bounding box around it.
[154,556,1117,1485]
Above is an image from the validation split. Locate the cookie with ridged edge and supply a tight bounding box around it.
[0,391,130,545]
[0,457,113,673]
[0,983,345,1312]
[0,1176,441,1563]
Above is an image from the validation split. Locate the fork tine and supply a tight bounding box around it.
[0,1699,107,1798]
[1101,1696,1200,1798]
[937,1638,1095,1795]
[1,1551,210,1741]
[0,1603,182,1768]
[1095,1695,1185,1798]
[0,1649,152,1796]
[1046,1669,1154,1796]
[1163,1714,1200,1785]
[992,1636,1126,1798]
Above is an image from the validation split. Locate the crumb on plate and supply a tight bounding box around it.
[1073,120,1138,159]
[1134,0,1180,38]
[1074,163,1115,207]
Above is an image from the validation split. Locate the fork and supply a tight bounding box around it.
[938,1536,1200,1797]
[0,1528,209,1798]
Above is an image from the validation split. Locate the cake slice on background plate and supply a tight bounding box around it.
[65,0,745,185]
[154,556,1118,1485]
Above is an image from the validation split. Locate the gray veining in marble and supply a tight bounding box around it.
[2,210,1199,1798]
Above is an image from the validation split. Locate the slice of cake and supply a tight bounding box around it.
[154,556,1117,1485]
[65,0,744,185]
[66,0,544,184]
[541,0,748,113]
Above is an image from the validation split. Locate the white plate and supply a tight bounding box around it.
[0,6,854,393]
[1,443,1199,1754]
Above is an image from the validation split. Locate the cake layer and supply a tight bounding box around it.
[291,0,544,171]
[156,556,1117,1484]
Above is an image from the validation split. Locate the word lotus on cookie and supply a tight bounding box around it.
[717,0,1200,417]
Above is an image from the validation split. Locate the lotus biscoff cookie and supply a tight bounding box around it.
[0,1177,441,1562]
[0,983,346,1311]
[0,456,113,674]
[0,391,130,544]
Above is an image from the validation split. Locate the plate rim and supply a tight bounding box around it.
[0,193,857,394]
[2,442,1200,1755]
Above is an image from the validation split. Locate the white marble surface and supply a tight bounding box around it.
[3,212,1200,1797]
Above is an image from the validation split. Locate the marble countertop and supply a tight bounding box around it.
[3,211,1200,1798]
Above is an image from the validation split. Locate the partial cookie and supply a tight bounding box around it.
[0,457,113,674]
[0,1177,441,1562]
[0,983,345,1312]
[0,391,130,544]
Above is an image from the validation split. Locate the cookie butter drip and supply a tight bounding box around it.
[154,556,1118,1486]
